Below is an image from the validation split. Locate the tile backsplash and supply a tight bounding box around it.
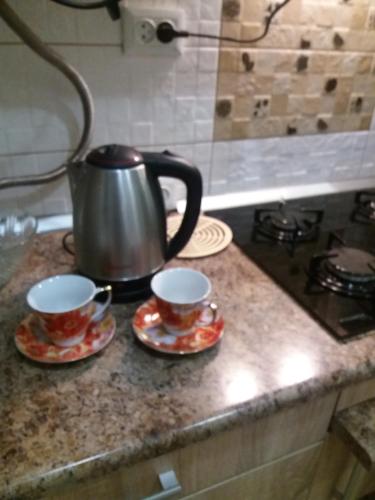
[215,0,375,140]
[0,0,374,215]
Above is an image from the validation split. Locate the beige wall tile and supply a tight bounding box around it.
[350,5,369,29]
[221,21,241,47]
[240,22,265,44]
[214,0,375,139]
[326,54,342,73]
[222,0,243,21]
[363,96,375,114]
[309,53,328,74]
[242,0,265,24]
[252,75,273,94]
[303,95,321,115]
[256,26,301,49]
[236,73,257,96]
[279,0,302,25]
[335,4,355,29]
[341,53,362,74]
[341,115,361,131]
[249,117,285,138]
[217,72,240,95]
[232,119,251,139]
[306,75,325,94]
[331,115,348,132]
[357,55,373,74]
[337,76,354,95]
[219,49,239,72]
[334,93,350,114]
[291,75,307,94]
[360,114,372,130]
[273,74,291,94]
[297,116,321,135]
[353,74,373,93]
[271,95,288,116]
[344,29,364,52]
[233,95,253,119]
[288,95,304,114]
[321,95,336,114]
[357,32,375,52]
[301,4,337,29]
[214,119,233,141]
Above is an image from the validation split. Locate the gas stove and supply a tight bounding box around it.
[210,190,375,342]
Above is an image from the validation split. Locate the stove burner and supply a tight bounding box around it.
[352,191,375,223]
[327,247,375,283]
[307,234,375,298]
[253,203,323,245]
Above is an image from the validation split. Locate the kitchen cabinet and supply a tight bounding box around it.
[185,444,322,500]
[44,392,337,500]
[308,377,375,500]
[43,382,375,500]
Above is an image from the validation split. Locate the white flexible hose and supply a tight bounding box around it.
[0,0,94,189]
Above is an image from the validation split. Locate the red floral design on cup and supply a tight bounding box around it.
[156,298,203,334]
[151,268,217,336]
[39,304,95,345]
[27,275,112,347]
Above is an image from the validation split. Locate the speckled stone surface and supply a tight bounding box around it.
[333,398,375,471]
[2,232,375,499]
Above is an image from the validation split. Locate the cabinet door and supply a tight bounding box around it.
[307,434,354,500]
[335,378,375,413]
[44,393,337,500]
[183,443,322,500]
[362,473,375,497]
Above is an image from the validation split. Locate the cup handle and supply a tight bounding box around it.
[197,301,218,327]
[91,285,112,323]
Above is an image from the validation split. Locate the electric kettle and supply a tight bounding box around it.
[68,144,202,300]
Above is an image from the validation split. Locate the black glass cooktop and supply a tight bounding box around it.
[210,190,375,342]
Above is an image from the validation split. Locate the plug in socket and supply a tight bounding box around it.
[120,4,185,56]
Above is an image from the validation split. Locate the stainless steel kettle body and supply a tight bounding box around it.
[68,145,202,299]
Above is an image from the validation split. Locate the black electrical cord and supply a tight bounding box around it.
[50,0,120,20]
[50,0,107,9]
[157,0,291,45]
[62,231,75,256]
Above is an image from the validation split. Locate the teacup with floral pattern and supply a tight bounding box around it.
[151,268,217,336]
[27,274,112,347]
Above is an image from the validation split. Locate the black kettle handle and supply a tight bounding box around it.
[142,151,202,261]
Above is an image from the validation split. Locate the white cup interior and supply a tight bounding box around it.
[151,268,211,304]
[27,274,96,313]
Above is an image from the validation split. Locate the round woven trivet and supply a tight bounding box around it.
[167,214,233,259]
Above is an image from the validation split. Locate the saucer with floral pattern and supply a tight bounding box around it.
[132,297,224,355]
[15,312,116,363]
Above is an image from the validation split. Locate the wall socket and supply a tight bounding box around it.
[120,4,185,56]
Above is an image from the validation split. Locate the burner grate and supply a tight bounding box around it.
[307,233,375,299]
[352,191,375,224]
[253,203,323,254]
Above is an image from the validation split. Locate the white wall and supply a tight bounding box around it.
[0,0,374,216]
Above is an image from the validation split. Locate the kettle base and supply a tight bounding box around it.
[81,272,155,303]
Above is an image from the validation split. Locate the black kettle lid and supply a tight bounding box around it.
[87,144,144,169]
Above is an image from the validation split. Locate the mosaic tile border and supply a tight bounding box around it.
[214,0,375,140]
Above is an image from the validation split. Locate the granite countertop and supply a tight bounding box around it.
[2,231,375,499]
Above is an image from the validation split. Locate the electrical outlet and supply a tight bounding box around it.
[135,18,156,44]
[120,4,185,56]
